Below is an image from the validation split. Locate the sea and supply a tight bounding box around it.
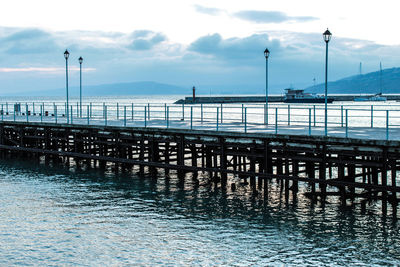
[0,95,399,266]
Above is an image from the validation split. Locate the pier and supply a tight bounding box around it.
[174,94,400,104]
[0,120,398,216]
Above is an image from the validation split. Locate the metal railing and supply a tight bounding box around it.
[1,101,399,140]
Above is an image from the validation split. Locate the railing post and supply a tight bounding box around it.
[345,109,348,138]
[13,104,16,122]
[309,108,311,135]
[164,103,167,120]
[341,105,344,127]
[6,102,8,114]
[371,105,374,128]
[182,103,184,121]
[190,106,193,130]
[264,104,267,125]
[144,106,147,128]
[166,106,169,128]
[287,104,290,125]
[40,105,43,122]
[124,105,127,127]
[76,102,79,118]
[313,105,316,127]
[55,105,57,123]
[147,103,150,120]
[105,105,107,126]
[244,107,247,133]
[201,104,203,123]
[241,104,244,123]
[275,107,278,134]
[33,102,35,115]
[386,110,389,140]
[1,104,3,121]
[117,103,119,120]
[103,102,106,119]
[220,103,223,124]
[26,104,29,122]
[90,102,92,118]
[216,107,219,131]
[87,105,90,125]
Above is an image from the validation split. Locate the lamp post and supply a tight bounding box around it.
[79,56,83,118]
[64,49,70,123]
[264,48,270,125]
[323,29,332,136]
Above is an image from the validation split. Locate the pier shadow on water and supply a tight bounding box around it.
[0,156,398,266]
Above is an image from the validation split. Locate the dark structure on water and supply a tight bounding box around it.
[174,94,400,104]
[0,121,398,216]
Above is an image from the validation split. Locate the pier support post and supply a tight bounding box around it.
[220,138,227,186]
[292,159,299,195]
[164,142,170,174]
[206,146,213,178]
[382,148,388,215]
[319,145,327,199]
[139,133,145,175]
[263,141,270,197]
[338,156,346,205]
[306,152,315,196]
[249,142,256,192]
[177,134,185,179]
[191,144,198,179]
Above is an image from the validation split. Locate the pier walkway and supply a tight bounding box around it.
[1,113,398,141]
[0,120,398,216]
[0,101,398,216]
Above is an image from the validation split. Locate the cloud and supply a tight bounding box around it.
[188,33,283,62]
[0,26,400,95]
[0,28,59,54]
[234,10,318,24]
[131,30,154,38]
[0,67,96,73]
[194,5,223,15]
[128,30,167,50]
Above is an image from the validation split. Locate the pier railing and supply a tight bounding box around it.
[0,101,399,140]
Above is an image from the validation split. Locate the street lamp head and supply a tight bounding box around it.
[64,49,70,60]
[78,57,83,64]
[323,28,332,43]
[264,48,270,59]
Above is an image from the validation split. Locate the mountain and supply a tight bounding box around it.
[8,81,187,96]
[5,67,400,97]
[305,67,400,94]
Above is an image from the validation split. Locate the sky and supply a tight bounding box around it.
[0,0,400,95]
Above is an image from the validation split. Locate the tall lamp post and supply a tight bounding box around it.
[64,49,70,123]
[79,56,83,118]
[264,48,270,125]
[323,29,332,136]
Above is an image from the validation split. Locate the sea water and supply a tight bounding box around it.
[0,95,399,265]
[0,158,399,266]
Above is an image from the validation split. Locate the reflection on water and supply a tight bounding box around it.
[0,158,398,266]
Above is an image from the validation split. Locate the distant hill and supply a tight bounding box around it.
[9,81,187,96]
[5,67,400,97]
[305,67,400,94]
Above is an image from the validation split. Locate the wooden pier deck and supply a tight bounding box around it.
[0,121,398,215]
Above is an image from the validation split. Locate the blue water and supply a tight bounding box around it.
[0,158,398,266]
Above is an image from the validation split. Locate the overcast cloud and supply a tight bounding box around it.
[0,26,399,94]
[233,10,318,24]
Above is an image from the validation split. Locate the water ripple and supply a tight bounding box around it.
[0,159,398,266]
